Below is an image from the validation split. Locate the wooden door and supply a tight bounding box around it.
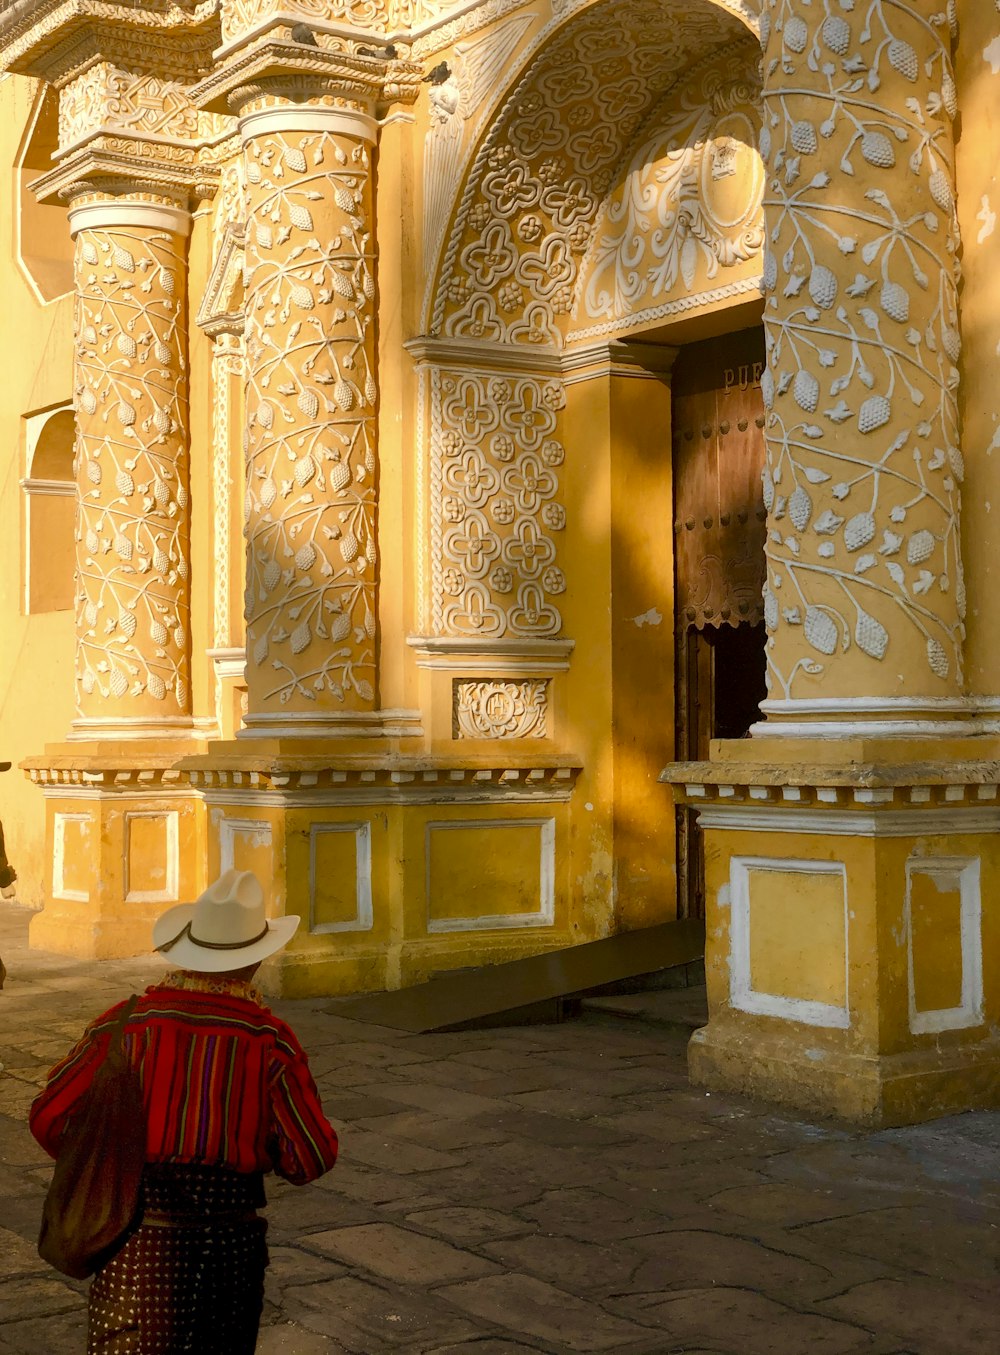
[672,329,768,918]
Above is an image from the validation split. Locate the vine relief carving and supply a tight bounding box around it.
[242,122,378,714]
[454,679,549,738]
[758,0,964,699]
[430,367,567,639]
[73,224,192,716]
[578,52,764,334]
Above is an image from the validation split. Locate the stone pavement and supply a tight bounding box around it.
[0,904,998,1355]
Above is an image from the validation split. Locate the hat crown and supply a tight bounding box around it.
[191,869,266,945]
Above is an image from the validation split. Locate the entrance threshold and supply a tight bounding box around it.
[326,919,705,1033]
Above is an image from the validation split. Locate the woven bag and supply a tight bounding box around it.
[38,995,146,1279]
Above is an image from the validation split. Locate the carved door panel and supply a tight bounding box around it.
[672,328,768,919]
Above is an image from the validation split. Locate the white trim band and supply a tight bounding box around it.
[68,201,192,238]
[239,106,377,145]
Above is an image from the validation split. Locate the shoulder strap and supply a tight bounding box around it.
[109,994,140,1054]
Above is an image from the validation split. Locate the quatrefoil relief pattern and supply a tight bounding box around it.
[430,369,567,638]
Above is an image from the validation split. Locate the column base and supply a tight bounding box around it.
[663,742,1000,1128]
[689,1016,1000,1127]
[237,709,423,739]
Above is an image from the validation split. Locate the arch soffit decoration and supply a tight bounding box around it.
[423,0,762,345]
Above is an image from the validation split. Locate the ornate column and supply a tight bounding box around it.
[237,95,379,731]
[661,3,1000,1128]
[757,0,964,734]
[68,191,194,736]
[192,19,420,736]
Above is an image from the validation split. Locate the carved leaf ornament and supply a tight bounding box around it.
[73,226,191,713]
[242,127,378,710]
[758,0,965,697]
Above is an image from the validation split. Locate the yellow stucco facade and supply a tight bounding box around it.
[1,0,999,1125]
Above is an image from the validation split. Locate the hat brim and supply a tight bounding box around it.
[152,905,300,974]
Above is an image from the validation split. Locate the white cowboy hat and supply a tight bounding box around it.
[152,869,299,973]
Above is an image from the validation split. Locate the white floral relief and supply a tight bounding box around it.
[434,0,747,345]
[74,226,192,713]
[454,679,548,738]
[580,50,764,327]
[759,0,964,697]
[430,368,567,638]
[242,126,377,711]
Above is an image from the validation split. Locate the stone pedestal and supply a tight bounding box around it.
[665,744,1000,1126]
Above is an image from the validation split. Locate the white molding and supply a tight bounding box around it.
[696,805,1000,836]
[68,201,192,237]
[425,817,555,933]
[239,105,377,145]
[560,339,677,385]
[729,855,850,1029]
[201,782,575,808]
[308,822,373,934]
[567,275,763,344]
[19,476,74,497]
[238,708,423,739]
[218,816,273,875]
[123,809,179,905]
[207,647,247,682]
[905,856,983,1035]
[405,335,562,376]
[67,715,202,740]
[53,812,90,902]
[407,635,574,673]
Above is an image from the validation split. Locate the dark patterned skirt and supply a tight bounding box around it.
[87,1164,268,1355]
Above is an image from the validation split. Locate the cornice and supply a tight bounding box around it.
[189,33,422,116]
[0,2,220,83]
[31,137,218,206]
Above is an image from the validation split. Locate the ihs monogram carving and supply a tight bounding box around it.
[758,0,964,698]
[60,66,199,148]
[432,0,750,345]
[73,226,191,714]
[579,50,764,335]
[242,124,377,712]
[430,368,566,639]
[454,680,549,739]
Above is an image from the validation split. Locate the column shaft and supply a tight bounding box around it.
[239,104,378,731]
[70,199,193,734]
[758,0,964,724]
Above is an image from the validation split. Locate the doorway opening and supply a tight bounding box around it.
[672,327,768,918]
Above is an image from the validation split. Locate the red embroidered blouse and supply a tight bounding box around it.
[29,981,339,1186]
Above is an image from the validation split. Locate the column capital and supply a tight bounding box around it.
[190,28,422,122]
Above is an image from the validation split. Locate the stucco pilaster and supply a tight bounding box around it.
[757,0,965,733]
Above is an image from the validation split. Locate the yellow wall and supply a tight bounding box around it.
[0,76,75,907]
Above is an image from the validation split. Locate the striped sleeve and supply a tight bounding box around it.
[267,1027,339,1185]
[28,1003,123,1158]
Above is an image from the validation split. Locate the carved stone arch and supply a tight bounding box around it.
[424,0,759,347]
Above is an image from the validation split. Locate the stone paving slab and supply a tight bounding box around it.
[1,903,999,1354]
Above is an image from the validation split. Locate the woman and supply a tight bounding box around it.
[30,869,339,1354]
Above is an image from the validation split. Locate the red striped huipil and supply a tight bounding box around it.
[29,980,339,1185]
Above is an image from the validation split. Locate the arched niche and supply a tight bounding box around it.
[22,405,76,615]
